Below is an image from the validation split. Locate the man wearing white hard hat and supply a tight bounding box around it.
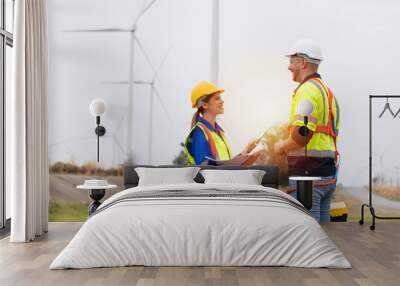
[274,39,341,223]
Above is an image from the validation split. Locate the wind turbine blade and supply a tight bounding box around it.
[49,136,94,147]
[133,80,152,85]
[132,0,147,26]
[133,0,158,27]
[135,37,160,82]
[153,87,172,122]
[101,81,129,85]
[62,28,132,33]
[101,80,151,85]
[394,107,400,118]
[152,45,173,82]
[115,112,127,134]
[111,134,127,157]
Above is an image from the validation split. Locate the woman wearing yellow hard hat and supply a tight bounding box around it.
[184,81,257,165]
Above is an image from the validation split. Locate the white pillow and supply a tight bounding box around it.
[135,167,200,186]
[200,169,266,185]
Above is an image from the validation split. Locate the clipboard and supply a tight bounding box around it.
[205,150,262,166]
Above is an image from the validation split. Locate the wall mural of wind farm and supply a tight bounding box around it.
[48,0,400,221]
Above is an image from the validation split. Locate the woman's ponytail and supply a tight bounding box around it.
[191,109,201,129]
[190,95,210,129]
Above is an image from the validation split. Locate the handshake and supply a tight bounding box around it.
[241,137,287,156]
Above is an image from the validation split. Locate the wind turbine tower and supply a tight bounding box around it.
[211,0,219,85]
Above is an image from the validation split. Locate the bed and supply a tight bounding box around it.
[50,165,351,269]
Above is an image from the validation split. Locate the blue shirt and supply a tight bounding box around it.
[188,117,225,165]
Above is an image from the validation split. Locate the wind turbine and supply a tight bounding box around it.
[103,47,173,164]
[394,166,400,187]
[109,119,129,166]
[63,0,158,162]
[211,0,220,85]
[210,0,232,136]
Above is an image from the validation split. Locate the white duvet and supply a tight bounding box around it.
[50,183,351,269]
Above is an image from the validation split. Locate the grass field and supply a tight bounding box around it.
[49,201,88,222]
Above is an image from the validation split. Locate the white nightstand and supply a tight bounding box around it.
[77,181,117,215]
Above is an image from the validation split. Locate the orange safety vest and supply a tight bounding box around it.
[197,122,219,160]
[290,76,340,167]
[184,122,233,165]
[312,77,340,166]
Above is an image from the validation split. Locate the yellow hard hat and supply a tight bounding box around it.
[191,81,224,108]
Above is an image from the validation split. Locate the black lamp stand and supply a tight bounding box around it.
[303,115,309,175]
[293,115,315,210]
[94,115,106,162]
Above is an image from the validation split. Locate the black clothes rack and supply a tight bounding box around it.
[359,95,400,230]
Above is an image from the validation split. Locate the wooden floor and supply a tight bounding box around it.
[0,222,399,286]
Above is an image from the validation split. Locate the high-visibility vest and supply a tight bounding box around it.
[184,122,233,165]
[288,76,340,162]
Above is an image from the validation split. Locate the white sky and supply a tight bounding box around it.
[48,0,400,187]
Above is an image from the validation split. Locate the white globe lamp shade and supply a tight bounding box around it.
[89,98,107,117]
[297,100,313,116]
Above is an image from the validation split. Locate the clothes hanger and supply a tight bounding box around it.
[393,104,400,118]
[378,97,395,118]
[394,106,400,118]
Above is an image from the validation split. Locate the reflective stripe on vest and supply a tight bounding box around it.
[310,78,339,138]
[333,96,340,134]
[311,78,340,165]
[307,79,328,125]
[314,177,337,187]
[184,122,233,165]
[288,149,336,158]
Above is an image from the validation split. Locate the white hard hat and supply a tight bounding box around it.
[286,39,323,64]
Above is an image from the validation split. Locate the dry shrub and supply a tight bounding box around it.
[49,162,65,173]
[49,161,123,176]
[64,163,79,174]
[374,184,400,201]
[81,162,100,175]
[109,168,123,176]
[253,124,289,183]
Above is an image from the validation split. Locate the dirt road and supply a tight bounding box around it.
[50,174,123,203]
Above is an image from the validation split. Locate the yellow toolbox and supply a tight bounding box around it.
[330,202,348,222]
